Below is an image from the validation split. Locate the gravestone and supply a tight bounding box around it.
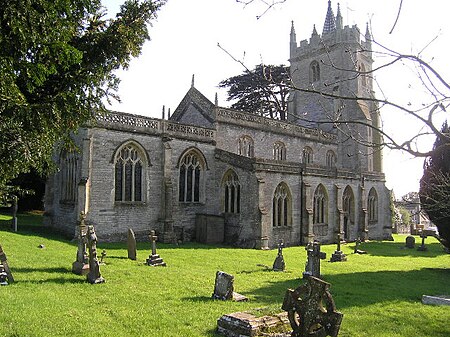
[212,271,248,302]
[11,195,18,232]
[303,241,326,279]
[86,225,105,284]
[146,230,166,267]
[405,235,415,249]
[127,228,137,260]
[282,276,343,337]
[72,212,90,275]
[100,250,107,265]
[0,264,8,285]
[417,232,427,251]
[0,245,14,283]
[353,237,367,254]
[330,234,347,262]
[272,239,286,271]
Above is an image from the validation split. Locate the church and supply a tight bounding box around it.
[44,1,393,248]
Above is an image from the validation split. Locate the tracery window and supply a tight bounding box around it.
[223,170,240,213]
[303,146,313,164]
[273,141,286,161]
[326,150,336,168]
[343,186,354,219]
[272,182,292,227]
[179,151,204,203]
[313,184,328,224]
[310,60,320,83]
[60,150,78,202]
[368,188,378,221]
[238,135,254,157]
[114,143,144,202]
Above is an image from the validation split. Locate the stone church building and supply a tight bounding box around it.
[44,1,392,248]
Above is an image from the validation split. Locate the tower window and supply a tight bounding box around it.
[368,188,378,222]
[326,150,336,168]
[273,142,286,161]
[310,61,320,83]
[238,135,254,157]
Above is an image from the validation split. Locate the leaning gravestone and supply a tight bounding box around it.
[405,235,415,249]
[72,212,90,275]
[86,225,105,284]
[303,241,326,279]
[282,276,343,337]
[127,228,137,260]
[212,271,248,302]
[272,239,286,271]
[0,245,14,283]
[146,230,167,267]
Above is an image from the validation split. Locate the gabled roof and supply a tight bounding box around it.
[169,86,216,128]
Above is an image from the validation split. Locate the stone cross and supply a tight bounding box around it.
[86,225,105,284]
[303,241,326,279]
[282,276,343,337]
[0,245,13,283]
[417,231,427,251]
[72,212,89,275]
[330,234,347,262]
[273,239,286,271]
[354,237,367,254]
[127,228,137,260]
[146,230,166,266]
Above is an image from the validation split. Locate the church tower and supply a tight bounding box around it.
[288,0,383,173]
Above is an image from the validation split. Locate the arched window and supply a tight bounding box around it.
[238,135,254,157]
[360,63,367,87]
[114,143,145,202]
[273,142,286,161]
[272,182,292,227]
[368,188,378,222]
[179,150,205,203]
[60,150,78,202]
[310,60,320,83]
[313,184,328,224]
[302,146,313,164]
[222,170,240,213]
[326,150,336,168]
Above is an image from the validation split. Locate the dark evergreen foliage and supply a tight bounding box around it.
[419,121,450,249]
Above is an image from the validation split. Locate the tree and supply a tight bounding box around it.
[218,64,291,120]
[420,122,450,250]
[0,0,165,192]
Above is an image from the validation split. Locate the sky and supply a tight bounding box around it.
[105,0,450,198]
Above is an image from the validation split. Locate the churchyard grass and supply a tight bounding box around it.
[0,212,449,337]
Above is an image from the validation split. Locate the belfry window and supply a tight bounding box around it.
[179,151,204,203]
[326,150,336,168]
[60,150,78,203]
[273,142,286,161]
[223,170,240,213]
[114,144,144,202]
[272,183,292,227]
[303,146,313,164]
[238,135,254,157]
[310,61,320,83]
[313,184,328,224]
[368,188,378,221]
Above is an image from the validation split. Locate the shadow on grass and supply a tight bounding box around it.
[350,241,447,258]
[13,267,72,274]
[248,268,450,309]
[15,277,87,285]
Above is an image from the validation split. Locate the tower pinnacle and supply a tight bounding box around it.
[322,0,336,35]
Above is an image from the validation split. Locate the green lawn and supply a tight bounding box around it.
[0,213,449,337]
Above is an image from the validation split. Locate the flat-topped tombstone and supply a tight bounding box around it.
[212,271,248,302]
[405,235,415,249]
[282,276,343,337]
[273,239,286,271]
[0,245,14,283]
[127,228,137,260]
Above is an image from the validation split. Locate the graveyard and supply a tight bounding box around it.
[0,212,449,337]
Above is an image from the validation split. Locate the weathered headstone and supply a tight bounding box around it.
[127,228,137,260]
[282,276,343,337]
[417,232,427,251]
[100,250,107,265]
[330,234,347,262]
[11,195,18,232]
[212,271,248,302]
[353,237,367,254]
[72,212,90,275]
[272,239,286,271]
[0,245,14,283]
[146,230,166,267]
[405,235,415,249]
[86,225,105,284]
[303,241,326,279]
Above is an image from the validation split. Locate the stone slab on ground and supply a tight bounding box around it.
[422,295,450,306]
[217,311,291,337]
